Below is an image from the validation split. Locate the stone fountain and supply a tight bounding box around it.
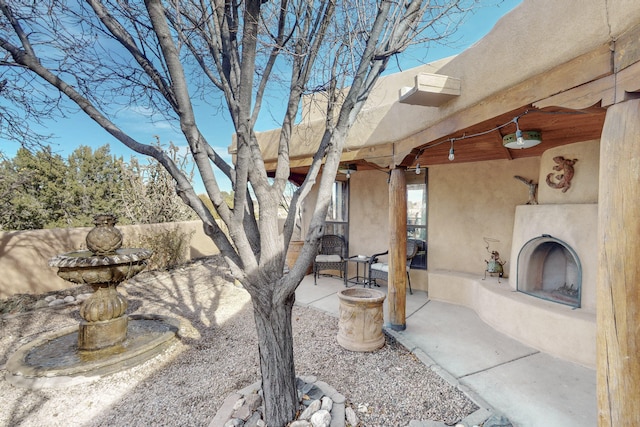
[5,214,179,388]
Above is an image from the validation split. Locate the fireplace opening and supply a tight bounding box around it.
[517,235,582,308]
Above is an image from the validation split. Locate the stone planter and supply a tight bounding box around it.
[337,288,386,352]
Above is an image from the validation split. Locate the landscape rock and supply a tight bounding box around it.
[345,406,359,426]
[34,300,49,309]
[76,293,92,302]
[309,409,331,427]
[483,414,513,427]
[299,399,322,420]
[321,396,333,412]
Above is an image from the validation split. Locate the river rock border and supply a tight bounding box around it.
[208,375,350,427]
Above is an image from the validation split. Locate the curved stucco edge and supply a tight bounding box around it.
[428,270,596,368]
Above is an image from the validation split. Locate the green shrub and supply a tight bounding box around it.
[126,226,194,271]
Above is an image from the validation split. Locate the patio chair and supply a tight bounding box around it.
[367,239,419,294]
[313,234,348,286]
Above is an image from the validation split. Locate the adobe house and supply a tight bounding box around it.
[252,0,640,422]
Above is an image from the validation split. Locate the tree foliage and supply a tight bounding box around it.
[0,143,196,230]
[0,0,479,423]
[1,146,76,229]
[119,138,198,224]
[66,144,126,225]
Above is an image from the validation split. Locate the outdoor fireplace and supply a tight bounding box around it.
[517,234,582,308]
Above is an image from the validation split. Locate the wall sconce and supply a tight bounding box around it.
[503,130,542,149]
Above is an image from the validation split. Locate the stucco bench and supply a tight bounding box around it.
[427,269,596,368]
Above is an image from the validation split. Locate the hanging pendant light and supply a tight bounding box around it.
[503,117,541,149]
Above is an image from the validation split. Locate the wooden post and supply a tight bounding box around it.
[388,167,407,330]
[597,98,640,425]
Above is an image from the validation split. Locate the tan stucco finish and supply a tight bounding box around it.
[508,204,598,311]
[538,139,600,204]
[428,157,540,276]
[0,221,219,299]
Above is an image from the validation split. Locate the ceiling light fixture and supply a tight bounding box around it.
[448,140,455,161]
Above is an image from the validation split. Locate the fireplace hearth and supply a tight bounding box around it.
[517,234,582,308]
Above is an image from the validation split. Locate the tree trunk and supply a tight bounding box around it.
[252,291,298,426]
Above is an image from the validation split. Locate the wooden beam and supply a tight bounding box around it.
[533,75,616,110]
[494,129,512,160]
[597,98,640,426]
[614,23,640,72]
[394,43,613,163]
[263,142,396,171]
[615,60,640,104]
[387,168,407,330]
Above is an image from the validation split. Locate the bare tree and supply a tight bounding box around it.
[0,0,478,424]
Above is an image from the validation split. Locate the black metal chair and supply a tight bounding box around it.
[367,239,419,294]
[313,234,347,286]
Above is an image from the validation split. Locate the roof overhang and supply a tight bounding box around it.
[249,0,640,178]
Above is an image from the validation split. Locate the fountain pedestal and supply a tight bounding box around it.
[78,284,129,350]
[79,316,128,351]
[78,283,129,350]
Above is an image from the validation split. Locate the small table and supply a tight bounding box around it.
[347,255,370,287]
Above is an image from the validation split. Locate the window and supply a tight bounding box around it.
[407,171,427,269]
[325,180,349,244]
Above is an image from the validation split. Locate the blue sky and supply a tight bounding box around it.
[2,0,521,194]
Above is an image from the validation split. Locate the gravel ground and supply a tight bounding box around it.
[0,257,477,427]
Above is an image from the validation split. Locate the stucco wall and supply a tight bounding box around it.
[0,221,219,299]
[254,0,640,168]
[428,157,540,276]
[299,141,600,294]
[301,158,541,290]
[348,171,390,258]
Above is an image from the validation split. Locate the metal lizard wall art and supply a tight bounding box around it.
[546,156,578,193]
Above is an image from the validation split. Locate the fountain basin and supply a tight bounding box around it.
[5,314,179,389]
[49,247,153,350]
[49,249,152,285]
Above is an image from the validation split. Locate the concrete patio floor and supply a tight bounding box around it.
[295,274,597,427]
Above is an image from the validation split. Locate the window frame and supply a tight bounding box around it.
[406,170,427,270]
[324,179,350,252]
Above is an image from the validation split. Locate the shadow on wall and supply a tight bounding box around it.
[0,221,219,299]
